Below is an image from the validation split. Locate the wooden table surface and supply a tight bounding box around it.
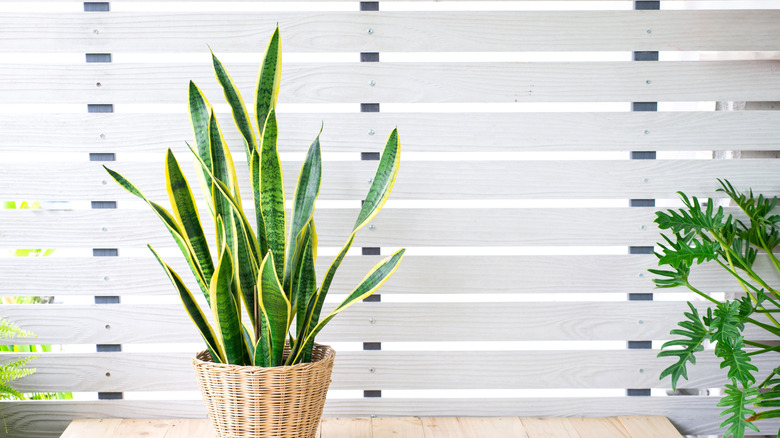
[60,416,683,437]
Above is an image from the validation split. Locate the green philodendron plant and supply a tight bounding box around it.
[105,27,404,367]
[651,179,780,438]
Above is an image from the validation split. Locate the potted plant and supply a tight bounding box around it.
[651,179,780,438]
[105,27,404,438]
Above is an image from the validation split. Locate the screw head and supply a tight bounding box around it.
[638,320,644,325]
[638,273,644,278]
[101,180,107,185]
[368,178,374,184]
[93,29,99,34]
[368,129,375,136]
[105,372,111,377]
[369,225,376,230]
[643,130,649,135]
[642,178,649,183]
[367,28,374,34]
[104,276,109,281]
[639,369,645,373]
[105,324,111,330]
[645,80,652,85]
[369,367,376,373]
[99,133,106,139]
[369,318,376,324]
[96,82,102,87]
[640,225,646,230]
[646,29,652,34]
[369,80,376,87]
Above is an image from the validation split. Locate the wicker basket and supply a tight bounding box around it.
[192,344,335,438]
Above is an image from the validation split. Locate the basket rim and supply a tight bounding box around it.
[192,343,335,371]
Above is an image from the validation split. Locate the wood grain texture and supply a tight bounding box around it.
[518,418,581,437]
[0,207,664,248]
[9,350,774,393]
[4,11,779,52]
[59,419,121,438]
[0,399,746,438]
[4,61,779,104]
[4,254,769,296]
[371,417,424,438]
[7,112,780,154]
[6,159,780,201]
[1,301,762,345]
[569,417,631,438]
[320,417,372,438]
[618,416,683,438]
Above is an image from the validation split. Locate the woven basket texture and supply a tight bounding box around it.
[192,344,335,438]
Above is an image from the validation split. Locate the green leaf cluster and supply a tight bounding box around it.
[105,28,405,367]
[651,180,780,438]
[0,318,36,401]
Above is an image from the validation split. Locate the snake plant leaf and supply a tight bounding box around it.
[165,149,214,284]
[256,26,281,137]
[148,245,223,363]
[292,221,317,328]
[186,142,261,266]
[259,110,286,282]
[250,147,269,257]
[211,49,257,163]
[254,252,291,367]
[284,132,322,295]
[104,165,210,300]
[232,208,259,328]
[293,248,405,364]
[316,129,401,314]
[210,243,246,365]
[209,112,242,261]
[188,81,215,215]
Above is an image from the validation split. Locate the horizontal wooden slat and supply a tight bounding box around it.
[0,302,749,344]
[1,398,777,437]
[0,207,663,247]
[5,159,779,201]
[8,350,776,393]
[4,11,779,52]
[4,61,779,103]
[1,254,774,297]
[5,112,780,154]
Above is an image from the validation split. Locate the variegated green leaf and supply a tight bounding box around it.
[260,110,286,282]
[165,149,214,285]
[256,26,281,138]
[210,244,246,365]
[293,221,317,331]
[284,132,321,294]
[188,81,215,215]
[250,147,269,257]
[254,252,291,367]
[232,208,259,328]
[316,129,400,309]
[148,245,223,363]
[104,165,210,301]
[294,249,405,364]
[211,49,257,163]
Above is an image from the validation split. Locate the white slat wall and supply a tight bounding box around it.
[1,1,779,437]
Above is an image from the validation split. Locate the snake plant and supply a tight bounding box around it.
[105,27,404,367]
[651,179,780,438]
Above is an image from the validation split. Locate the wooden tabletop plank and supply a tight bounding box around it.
[421,417,464,438]
[569,418,631,438]
[456,417,530,438]
[617,416,684,438]
[372,417,424,438]
[161,420,216,438]
[112,420,180,438]
[320,417,372,438]
[520,417,581,438]
[59,419,122,438]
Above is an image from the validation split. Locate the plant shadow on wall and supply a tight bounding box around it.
[651,179,780,438]
[104,27,404,437]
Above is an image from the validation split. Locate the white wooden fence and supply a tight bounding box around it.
[1,1,779,436]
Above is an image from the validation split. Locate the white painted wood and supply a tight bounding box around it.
[5,112,780,154]
[4,11,778,53]
[0,207,665,247]
[0,398,775,438]
[4,159,779,201]
[2,301,763,345]
[4,61,779,104]
[8,350,776,393]
[2,254,775,296]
